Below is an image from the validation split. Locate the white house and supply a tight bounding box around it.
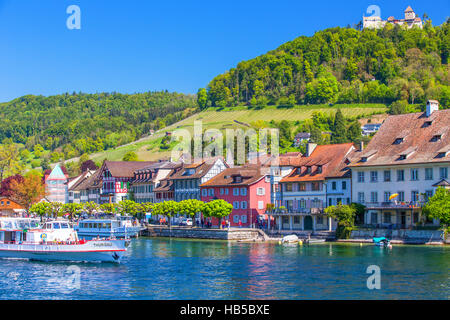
[350,100,449,228]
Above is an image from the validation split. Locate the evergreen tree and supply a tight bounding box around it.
[332,109,347,144]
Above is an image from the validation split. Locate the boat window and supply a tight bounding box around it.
[61,223,69,229]
[105,223,111,229]
[53,223,61,229]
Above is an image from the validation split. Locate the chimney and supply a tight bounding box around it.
[359,141,364,151]
[306,143,317,157]
[426,100,439,117]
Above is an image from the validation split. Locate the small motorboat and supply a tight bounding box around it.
[373,237,392,248]
[280,234,299,244]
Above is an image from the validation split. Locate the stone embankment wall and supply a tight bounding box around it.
[143,226,264,241]
[350,229,445,244]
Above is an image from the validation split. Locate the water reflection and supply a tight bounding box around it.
[0,239,448,300]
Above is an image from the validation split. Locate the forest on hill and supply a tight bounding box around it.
[202,21,449,109]
[0,91,197,165]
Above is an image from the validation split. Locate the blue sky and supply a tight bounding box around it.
[0,0,448,102]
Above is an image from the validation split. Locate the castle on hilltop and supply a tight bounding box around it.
[363,6,423,29]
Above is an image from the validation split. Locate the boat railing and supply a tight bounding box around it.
[1,238,117,245]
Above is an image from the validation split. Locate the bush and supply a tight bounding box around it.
[335,225,354,239]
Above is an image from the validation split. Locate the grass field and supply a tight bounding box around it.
[65,103,388,163]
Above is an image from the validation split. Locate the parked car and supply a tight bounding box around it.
[179,218,192,226]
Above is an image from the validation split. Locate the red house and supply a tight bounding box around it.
[200,165,271,227]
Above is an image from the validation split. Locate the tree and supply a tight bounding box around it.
[62,203,83,221]
[9,172,47,212]
[197,88,208,110]
[201,199,233,227]
[29,202,52,221]
[83,201,99,216]
[389,99,409,115]
[347,121,361,142]
[0,142,22,181]
[100,203,116,215]
[123,151,138,161]
[332,109,347,144]
[0,174,24,197]
[152,201,179,227]
[422,187,450,228]
[178,199,203,227]
[325,204,356,239]
[117,200,141,217]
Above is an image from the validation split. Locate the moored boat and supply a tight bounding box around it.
[74,216,144,239]
[373,237,392,248]
[0,218,128,263]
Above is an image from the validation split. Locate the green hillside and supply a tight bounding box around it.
[80,103,387,163]
[204,22,449,109]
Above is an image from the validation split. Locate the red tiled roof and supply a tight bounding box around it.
[102,161,156,178]
[350,109,450,167]
[169,157,227,180]
[280,143,355,182]
[200,164,268,187]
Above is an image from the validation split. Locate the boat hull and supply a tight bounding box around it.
[0,240,127,263]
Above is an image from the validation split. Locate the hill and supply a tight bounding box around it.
[75,103,387,164]
[204,22,449,109]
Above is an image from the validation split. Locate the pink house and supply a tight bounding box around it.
[200,165,271,227]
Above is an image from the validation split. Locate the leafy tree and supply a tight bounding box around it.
[0,174,24,197]
[422,187,450,228]
[123,151,138,162]
[62,203,83,221]
[29,202,52,222]
[152,201,179,227]
[347,121,361,142]
[201,199,233,227]
[83,201,99,216]
[80,160,98,172]
[9,172,46,212]
[325,204,356,239]
[0,142,22,181]
[197,88,208,110]
[178,199,203,227]
[100,203,116,215]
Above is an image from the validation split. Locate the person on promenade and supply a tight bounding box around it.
[238,219,242,228]
[221,219,226,229]
[227,220,230,230]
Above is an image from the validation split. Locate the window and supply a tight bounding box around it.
[425,190,433,201]
[329,198,333,206]
[285,183,293,192]
[370,192,378,203]
[410,169,419,181]
[256,187,265,195]
[370,171,378,182]
[331,181,337,190]
[233,188,239,196]
[240,188,247,196]
[358,192,365,203]
[225,188,229,195]
[233,215,239,223]
[383,170,391,182]
[384,192,391,202]
[357,172,365,183]
[208,189,214,196]
[411,191,419,202]
[425,168,433,180]
[201,189,207,197]
[220,188,224,195]
[258,201,264,209]
[233,201,239,209]
[298,183,306,191]
[311,182,320,191]
[397,191,405,202]
[299,199,306,208]
[317,216,323,224]
[383,212,391,224]
[397,170,404,181]
[342,181,347,190]
[241,201,247,209]
[394,138,403,144]
[241,215,247,223]
[440,167,448,179]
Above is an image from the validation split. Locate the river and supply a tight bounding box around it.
[0,238,448,299]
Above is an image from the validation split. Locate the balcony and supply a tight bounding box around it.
[364,201,425,209]
[266,207,325,215]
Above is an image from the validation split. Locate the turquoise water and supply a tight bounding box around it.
[0,238,448,300]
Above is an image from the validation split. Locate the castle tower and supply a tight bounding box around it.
[404,6,415,20]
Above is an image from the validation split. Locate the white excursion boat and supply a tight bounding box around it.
[74,216,144,239]
[0,218,128,263]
